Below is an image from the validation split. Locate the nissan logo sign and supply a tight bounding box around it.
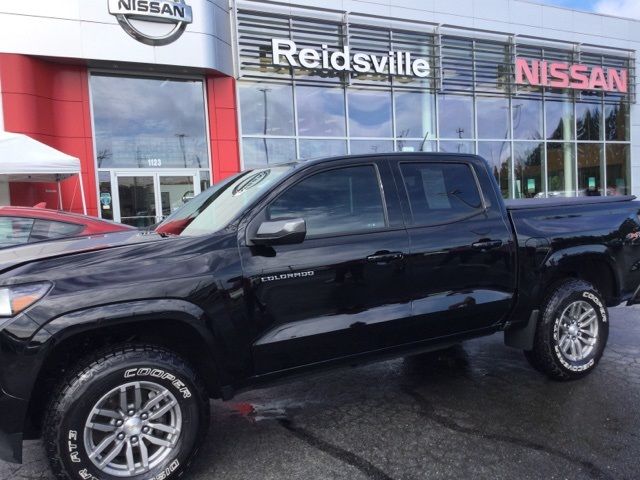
[108,0,193,46]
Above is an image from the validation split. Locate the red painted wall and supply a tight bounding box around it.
[0,54,97,215]
[206,76,241,182]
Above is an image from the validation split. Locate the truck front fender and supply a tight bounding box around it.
[38,298,228,389]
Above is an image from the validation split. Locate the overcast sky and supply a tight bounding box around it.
[539,0,640,19]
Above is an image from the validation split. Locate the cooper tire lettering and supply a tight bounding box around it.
[123,367,192,398]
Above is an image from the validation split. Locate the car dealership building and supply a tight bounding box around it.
[0,0,637,225]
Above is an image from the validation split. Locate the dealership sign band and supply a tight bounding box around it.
[516,57,628,93]
[271,39,431,77]
[108,0,193,46]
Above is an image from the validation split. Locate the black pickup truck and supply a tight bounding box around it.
[1,153,640,480]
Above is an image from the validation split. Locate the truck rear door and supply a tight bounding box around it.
[392,156,517,339]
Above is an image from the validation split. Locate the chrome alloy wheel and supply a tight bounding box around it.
[83,381,182,477]
[556,300,599,363]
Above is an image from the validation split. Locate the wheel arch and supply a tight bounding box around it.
[25,300,224,437]
[505,248,618,351]
[540,246,620,307]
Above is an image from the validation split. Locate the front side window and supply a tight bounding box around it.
[400,163,483,226]
[267,165,386,237]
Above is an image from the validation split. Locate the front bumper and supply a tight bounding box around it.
[0,386,27,463]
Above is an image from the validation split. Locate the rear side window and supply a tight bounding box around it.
[29,220,83,242]
[0,217,34,247]
[267,165,386,236]
[400,162,483,226]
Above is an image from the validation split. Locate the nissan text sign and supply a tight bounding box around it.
[515,57,628,93]
[271,39,431,77]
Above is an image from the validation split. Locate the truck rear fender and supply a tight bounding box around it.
[539,245,620,306]
[505,246,619,351]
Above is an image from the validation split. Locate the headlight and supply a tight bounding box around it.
[0,282,52,317]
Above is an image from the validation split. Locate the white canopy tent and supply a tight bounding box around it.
[0,131,87,214]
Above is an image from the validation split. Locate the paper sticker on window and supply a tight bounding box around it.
[422,168,451,209]
[527,178,536,193]
[588,177,596,189]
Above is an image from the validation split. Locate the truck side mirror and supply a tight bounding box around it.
[251,218,306,245]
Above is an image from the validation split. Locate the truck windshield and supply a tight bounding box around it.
[156,166,292,236]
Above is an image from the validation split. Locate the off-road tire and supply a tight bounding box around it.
[43,344,210,480]
[525,279,609,381]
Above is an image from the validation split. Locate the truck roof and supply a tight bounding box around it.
[294,152,485,169]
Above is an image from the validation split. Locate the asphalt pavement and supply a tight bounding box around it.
[2,306,640,480]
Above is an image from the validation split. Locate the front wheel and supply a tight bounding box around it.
[524,279,609,381]
[43,345,210,480]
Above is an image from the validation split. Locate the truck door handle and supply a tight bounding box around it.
[471,239,503,251]
[366,251,405,263]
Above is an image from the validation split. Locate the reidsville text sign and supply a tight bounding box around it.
[271,39,431,78]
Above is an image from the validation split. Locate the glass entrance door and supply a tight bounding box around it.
[114,172,199,227]
[117,176,157,227]
[159,175,196,218]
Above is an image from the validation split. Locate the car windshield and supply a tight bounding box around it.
[156,166,292,236]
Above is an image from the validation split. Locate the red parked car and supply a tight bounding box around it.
[0,206,134,248]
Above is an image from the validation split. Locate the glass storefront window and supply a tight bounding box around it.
[606,144,630,195]
[242,138,296,168]
[98,171,113,220]
[513,142,543,198]
[299,139,347,159]
[605,101,630,141]
[512,97,543,140]
[91,75,208,169]
[576,102,603,141]
[296,86,346,137]
[477,96,510,139]
[577,144,604,196]
[394,90,435,140]
[546,99,575,141]
[547,143,576,197]
[478,142,510,198]
[438,94,474,139]
[348,89,392,137]
[350,140,394,154]
[439,141,474,154]
[239,82,294,136]
[236,12,634,199]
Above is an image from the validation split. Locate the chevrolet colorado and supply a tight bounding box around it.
[1,153,640,480]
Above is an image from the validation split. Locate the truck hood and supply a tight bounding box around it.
[0,230,166,274]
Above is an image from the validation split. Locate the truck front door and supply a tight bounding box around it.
[239,160,411,374]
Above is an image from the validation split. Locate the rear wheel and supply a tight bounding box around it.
[43,345,209,480]
[525,279,609,381]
